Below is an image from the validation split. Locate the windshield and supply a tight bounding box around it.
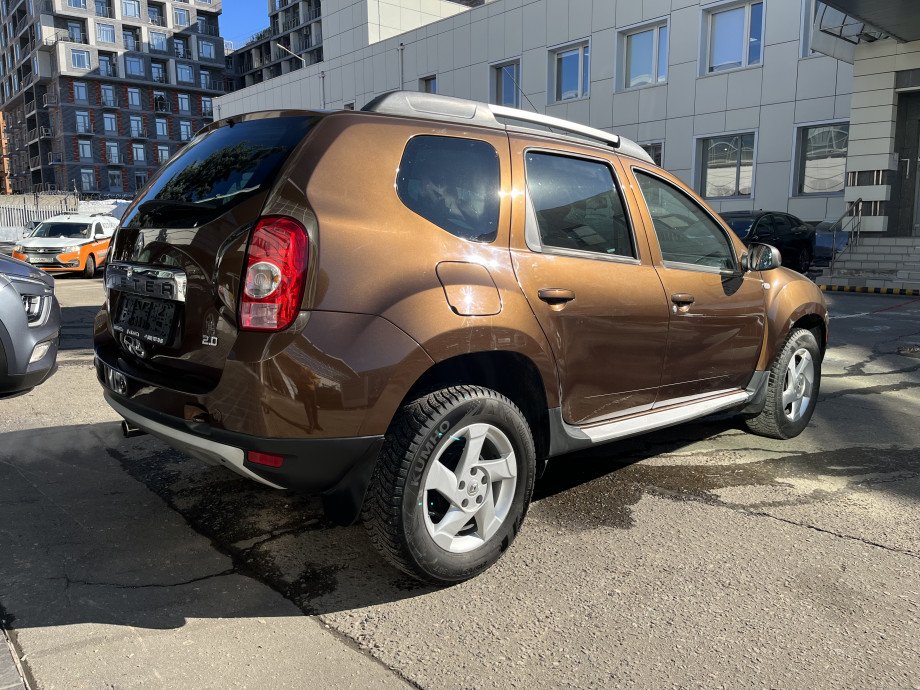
[724,217,754,238]
[122,115,318,230]
[31,222,91,239]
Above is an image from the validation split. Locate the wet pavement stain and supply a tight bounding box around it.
[535,445,920,532]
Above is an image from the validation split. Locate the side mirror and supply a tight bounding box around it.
[747,243,782,271]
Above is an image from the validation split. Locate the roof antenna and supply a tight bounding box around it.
[502,65,557,135]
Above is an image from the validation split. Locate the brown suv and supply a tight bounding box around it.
[94,92,828,583]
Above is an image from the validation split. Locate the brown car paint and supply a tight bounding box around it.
[95,108,827,453]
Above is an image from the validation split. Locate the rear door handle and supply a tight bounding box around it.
[538,288,576,305]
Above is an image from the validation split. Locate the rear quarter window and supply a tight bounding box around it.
[396,135,501,243]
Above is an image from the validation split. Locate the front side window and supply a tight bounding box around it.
[634,171,735,271]
[796,123,849,195]
[396,135,501,243]
[493,61,520,107]
[553,42,590,101]
[625,24,668,88]
[699,132,755,198]
[71,49,90,69]
[525,152,634,258]
[708,2,763,73]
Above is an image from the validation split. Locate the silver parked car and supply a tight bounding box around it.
[0,254,60,397]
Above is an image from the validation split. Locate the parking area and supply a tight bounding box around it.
[1,277,918,689]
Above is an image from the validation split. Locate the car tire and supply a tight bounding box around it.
[744,328,821,440]
[83,254,96,278]
[363,385,536,584]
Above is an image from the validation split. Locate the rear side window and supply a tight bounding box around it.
[123,115,317,229]
[525,151,634,258]
[396,136,501,243]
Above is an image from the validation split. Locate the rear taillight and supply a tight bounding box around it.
[240,216,309,332]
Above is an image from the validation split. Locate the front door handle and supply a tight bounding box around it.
[671,293,695,313]
[538,288,576,305]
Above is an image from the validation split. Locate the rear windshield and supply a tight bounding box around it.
[123,115,318,229]
[32,222,90,239]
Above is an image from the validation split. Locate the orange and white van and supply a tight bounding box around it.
[11,214,119,278]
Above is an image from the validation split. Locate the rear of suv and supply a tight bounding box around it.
[95,93,828,583]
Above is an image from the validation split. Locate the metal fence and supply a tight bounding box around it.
[0,194,80,237]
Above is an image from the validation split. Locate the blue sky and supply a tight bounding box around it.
[221,4,269,49]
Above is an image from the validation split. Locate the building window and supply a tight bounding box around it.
[174,8,190,27]
[76,111,91,134]
[122,0,140,17]
[101,84,116,107]
[125,57,144,77]
[200,70,212,89]
[96,23,116,43]
[420,75,437,94]
[179,120,192,141]
[130,115,144,137]
[134,171,148,189]
[707,2,763,73]
[178,93,190,112]
[73,81,88,102]
[199,40,215,60]
[796,123,849,195]
[128,88,141,108]
[106,141,120,164]
[641,142,664,167]
[343,102,355,110]
[492,61,521,108]
[201,97,213,116]
[67,20,85,43]
[132,143,146,163]
[71,49,90,69]
[103,112,117,134]
[177,64,193,83]
[150,31,167,52]
[80,168,95,191]
[552,42,590,102]
[108,170,123,192]
[624,23,668,88]
[157,144,170,163]
[78,139,92,160]
[155,117,168,138]
[699,133,755,198]
[68,0,87,7]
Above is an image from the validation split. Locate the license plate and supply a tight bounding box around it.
[114,295,177,345]
[29,256,53,263]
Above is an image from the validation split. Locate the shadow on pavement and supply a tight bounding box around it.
[1,389,917,633]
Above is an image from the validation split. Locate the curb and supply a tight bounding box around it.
[819,285,920,297]
[0,626,26,690]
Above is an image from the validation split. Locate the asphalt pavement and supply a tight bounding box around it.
[0,276,918,689]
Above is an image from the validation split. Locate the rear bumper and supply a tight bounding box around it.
[104,391,384,524]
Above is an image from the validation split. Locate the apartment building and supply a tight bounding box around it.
[0,0,224,196]
[218,0,857,225]
[225,1,322,92]
[0,112,10,193]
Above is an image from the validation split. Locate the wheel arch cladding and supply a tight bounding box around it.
[759,279,828,370]
[395,350,552,464]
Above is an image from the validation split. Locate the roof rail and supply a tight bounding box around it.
[361,91,653,164]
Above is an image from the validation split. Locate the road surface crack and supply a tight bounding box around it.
[57,568,236,590]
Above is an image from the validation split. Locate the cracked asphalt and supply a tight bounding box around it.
[1,277,919,689]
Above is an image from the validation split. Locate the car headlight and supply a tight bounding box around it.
[13,245,22,253]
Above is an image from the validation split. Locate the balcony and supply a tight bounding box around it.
[197,23,219,36]
[47,152,62,164]
[101,97,118,108]
[107,151,123,165]
[41,93,57,107]
[130,128,148,139]
[154,100,171,113]
[26,127,37,141]
[98,63,118,77]
[148,14,165,26]
[29,155,39,169]
[95,5,114,18]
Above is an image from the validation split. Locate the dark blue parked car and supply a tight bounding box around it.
[0,254,60,397]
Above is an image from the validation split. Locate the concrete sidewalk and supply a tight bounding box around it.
[1,627,26,690]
